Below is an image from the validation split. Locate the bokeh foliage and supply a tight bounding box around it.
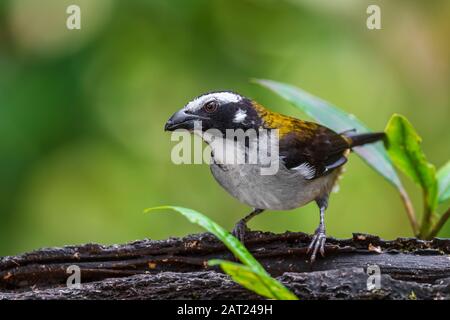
[0,0,449,255]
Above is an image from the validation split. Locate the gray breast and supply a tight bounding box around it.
[210,162,337,210]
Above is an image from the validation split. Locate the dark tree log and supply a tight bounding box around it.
[1,232,449,300]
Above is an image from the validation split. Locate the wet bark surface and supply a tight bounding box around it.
[1,232,449,299]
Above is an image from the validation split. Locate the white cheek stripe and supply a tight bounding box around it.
[233,108,247,123]
[184,92,242,112]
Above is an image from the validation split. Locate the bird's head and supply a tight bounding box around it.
[164,92,264,134]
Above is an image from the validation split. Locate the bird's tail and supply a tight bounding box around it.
[343,131,386,148]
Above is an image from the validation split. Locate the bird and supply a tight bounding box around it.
[164,91,385,263]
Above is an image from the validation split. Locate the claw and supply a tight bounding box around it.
[231,209,264,243]
[307,233,318,253]
[232,220,249,243]
[307,227,326,264]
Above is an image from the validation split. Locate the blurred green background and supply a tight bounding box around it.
[0,0,449,256]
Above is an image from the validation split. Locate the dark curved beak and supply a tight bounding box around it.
[164,110,207,131]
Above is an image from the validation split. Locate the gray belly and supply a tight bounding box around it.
[210,163,338,210]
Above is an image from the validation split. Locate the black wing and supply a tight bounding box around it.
[279,122,350,180]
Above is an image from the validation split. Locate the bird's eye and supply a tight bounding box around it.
[203,101,218,113]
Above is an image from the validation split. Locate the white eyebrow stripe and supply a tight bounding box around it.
[184,92,242,112]
[233,108,247,123]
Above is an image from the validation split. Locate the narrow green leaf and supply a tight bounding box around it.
[254,79,404,191]
[437,161,450,203]
[209,260,298,300]
[146,206,298,299]
[385,114,438,212]
[145,206,265,273]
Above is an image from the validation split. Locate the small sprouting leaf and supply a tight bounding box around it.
[146,206,298,299]
[437,161,450,203]
[254,79,405,194]
[209,260,298,300]
[385,114,438,212]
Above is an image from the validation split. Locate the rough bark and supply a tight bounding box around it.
[1,232,449,300]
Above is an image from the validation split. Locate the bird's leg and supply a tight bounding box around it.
[307,197,328,264]
[232,208,264,242]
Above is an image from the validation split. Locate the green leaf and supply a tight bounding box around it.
[437,161,450,203]
[146,206,298,300]
[254,79,404,192]
[209,260,298,300]
[145,206,264,273]
[385,114,438,212]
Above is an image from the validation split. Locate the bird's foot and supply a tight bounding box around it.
[232,220,250,243]
[306,226,326,264]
